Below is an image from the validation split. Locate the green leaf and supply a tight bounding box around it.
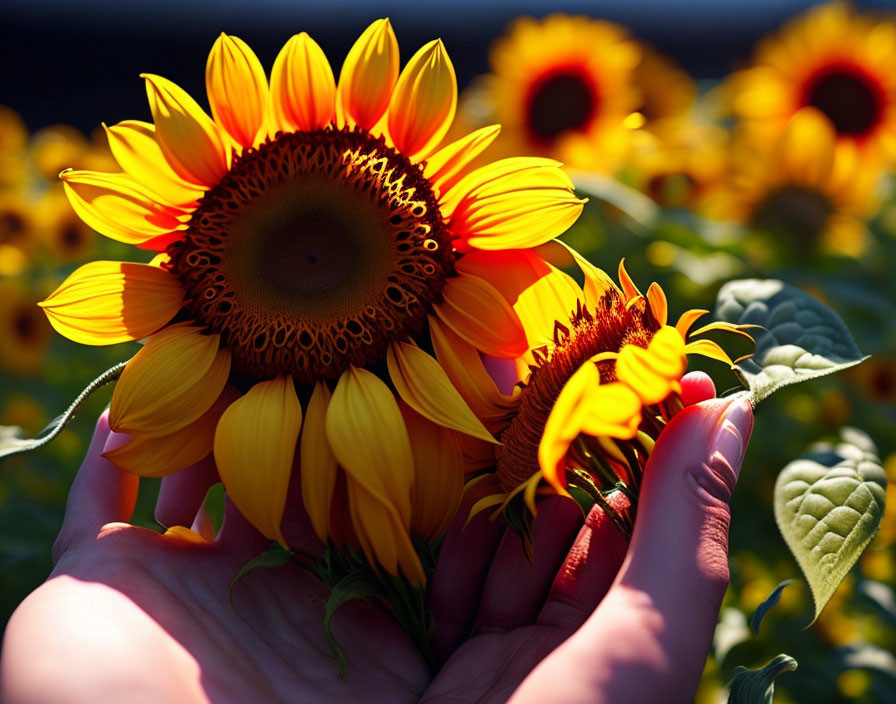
[324,571,383,678]
[0,360,128,460]
[727,654,798,704]
[569,170,660,231]
[774,428,887,624]
[750,580,793,634]
[228,542,292,608]
[714,279,867,405]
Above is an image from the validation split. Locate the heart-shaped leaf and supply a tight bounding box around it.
[727,654,798,704]
[0,360,128,461]
[714,279,867,405]
[774,428,887,623]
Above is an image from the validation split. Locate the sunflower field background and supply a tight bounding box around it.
[1,1,895,702]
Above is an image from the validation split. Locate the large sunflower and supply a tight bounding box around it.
[40,20,584,583]
[433,247,749,544]
[708,108,881,258]
[728,1,896,162]
[459,13,641,172]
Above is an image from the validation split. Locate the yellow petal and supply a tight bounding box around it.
[428,315,518,429]
[214,377,302,547]
[772,108,835,187]
[617,259,641,301]
[103,394,226,477]
[684,338,735,366]
[61,170,187,245]
[325,366,414,527]
[142,73,229,186]
[446,158,585,249]
[433,272,528,358]
[110,326,230,437]
[206,34,269,149]
[345,476,425,583]
[300,381,339,543]
[424,125,500,196]
[675,308,708,339]
[387,341,495,443]
[271,32,336,133]
[387,39,456,160]
[646,282,668,326]
[336,19,399,130]
[39,260,183,345]
[616,326,687,405]
[400,403,464,541]
[577,382,643,439]
[105,121,204,206]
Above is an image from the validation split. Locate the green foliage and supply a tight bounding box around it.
[714,279,868,405]
[751,580,793,635]
[228,542,293,608]
[324,571,382,678]
[774,429,887,623]
[727,654,798,704]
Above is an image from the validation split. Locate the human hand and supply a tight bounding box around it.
[0,373,752,704]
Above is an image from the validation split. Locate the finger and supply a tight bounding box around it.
[679,371,715,407]
[52,412,139,563]
[536,493,630,630]
[154,456,218,529]
[428,490,506,662]
[474,495,583,634]
[509,393,753,704]
[215,495,270,562]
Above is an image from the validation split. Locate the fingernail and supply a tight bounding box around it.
[711,396,753,474]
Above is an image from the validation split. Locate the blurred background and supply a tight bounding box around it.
[2,1,895,702]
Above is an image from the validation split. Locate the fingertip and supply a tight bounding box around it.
[102,430,132,455]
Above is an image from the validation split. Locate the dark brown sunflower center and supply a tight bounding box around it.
[526,70,597,144]
[1,212,25,242]
[61,223,85,251]
[646,173,696,208]
[751,185,832,245]
[167,127,454,384]
[12,306,38,342]
[494,289,661,493]
[804,66,883,137]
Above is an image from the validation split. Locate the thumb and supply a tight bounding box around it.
[509,392,753,704]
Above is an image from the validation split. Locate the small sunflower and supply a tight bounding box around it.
[632,44,697,129]
[0,191,36,275]
[0,282,53,376]
[436,250,749,543]
[38,186,96,262]
[40,20,584,583]
[709,108,881,257]
[459,13,641,172]
[728,1,896,162]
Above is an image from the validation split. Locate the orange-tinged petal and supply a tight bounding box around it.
[345,476,425,583]
[400,403,464,540]
[617,259,641,301]
[675,308,708,339]
[109,326,230,437]
[616,326,687,405]
[646,282,668,326]
[142,73,229,186]
[61,170,187,245]
[300,381,339,543]
[428,315,518,429]
[325,366,413,527]
[271,32,336,133]
[424,125,500,196]
[336,19,399,130]
[387,341,495,443]
[103,393,229,477]
[39,260,183,345]
[387,39,457,160]
[689,321,757,342]
[105,121,204,206]
[206,33,269,149]
[433,272,528,358]
[446,158,585,249]
[214,377,301,547]
[685,338,735,366]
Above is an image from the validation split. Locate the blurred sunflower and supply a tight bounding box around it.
[0,106,29,190]
[39,20,584,582]
[708,108,881,257]
[849,355,896,405]
[459,13,641,172]
[632,44,697,129]
[437,249,749,545]
[0,281,53,376]
[728,1,896,162]
[0,191,36,275]
[38,186,96,262]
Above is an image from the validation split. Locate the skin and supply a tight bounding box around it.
[0,372,753,704]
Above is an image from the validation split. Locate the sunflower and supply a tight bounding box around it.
[0,191,36,275]
[0,106,28,190]
[435,248,749,544]
[728,1,896,162]
[708,108,881,257]
[632,43,697,129]
[458,13,641,172]
[39,20,584,583]
[38,186,95,262]
[0,282,53,376]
